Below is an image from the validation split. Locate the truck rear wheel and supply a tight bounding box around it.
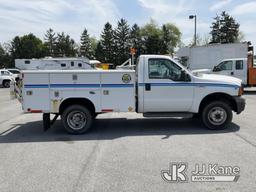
[61,105,93,134]
[201,101,232,130]
[3,80,10,88]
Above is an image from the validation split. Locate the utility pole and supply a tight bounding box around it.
[189,15,197,46]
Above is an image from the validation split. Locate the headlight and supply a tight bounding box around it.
[238,86,244,96]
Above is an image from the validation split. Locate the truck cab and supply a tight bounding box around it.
[212,58,247,85]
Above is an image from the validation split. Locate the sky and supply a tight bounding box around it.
[0,0,256,46]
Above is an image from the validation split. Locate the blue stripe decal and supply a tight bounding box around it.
[102,84,134,88]
[24,83,239,89]
[24,84,134,88]
[138,83,239,89]
[24,84,49,88]
[50,84,101,88]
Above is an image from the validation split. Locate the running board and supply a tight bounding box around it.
[143,112,193,118]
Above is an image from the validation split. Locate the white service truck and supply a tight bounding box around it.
[177,42,250,69]
[192,56,256,86]
[11,55,245,134]
[15,57,92,70]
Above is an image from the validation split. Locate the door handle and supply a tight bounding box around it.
[145,84,151,91]
[231,72,234,75]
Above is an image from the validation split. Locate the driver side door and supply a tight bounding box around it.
[214,60,234,76]
[143,58,194,112]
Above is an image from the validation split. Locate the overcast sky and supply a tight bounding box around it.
[0,0,255,46]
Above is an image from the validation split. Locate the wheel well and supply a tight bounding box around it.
[2,79,10,83]
[59,98,95,115]
[199,93,237,113]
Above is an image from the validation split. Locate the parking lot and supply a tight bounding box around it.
[0,88,255,192]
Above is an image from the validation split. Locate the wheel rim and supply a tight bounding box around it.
[208,107,227,126]
[5,81,10,87]
[66,111,87,130]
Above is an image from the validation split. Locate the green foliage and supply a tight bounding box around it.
[44,28,57,56]
[55,32,77,57]
[114,18,131,65]
[210,11,240,44]
[11,33,44,59]
[100,22,115,63]
[0,44,7,68]
[140,20,181,55]
[140,20,162,54]
[0,19,182,68]
[80,28,94,59]
[161,23,181,54]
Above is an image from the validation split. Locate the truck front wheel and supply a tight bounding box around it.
[201,101,233,130]
[61,105,93,134]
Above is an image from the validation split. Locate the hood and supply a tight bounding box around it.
[192,69,211,75]
[197,73,242,87]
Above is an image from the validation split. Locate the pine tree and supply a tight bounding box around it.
[114,18,130,65]
[44,28,57,56]
[55,32,77,57]
[80,28,94,59]
[100,22,115,63]
[130,24,143,57]
[210,11,240,44]
[95,42,104,62]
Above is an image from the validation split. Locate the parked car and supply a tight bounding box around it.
[6,69,21,80]
[0,69,15,88]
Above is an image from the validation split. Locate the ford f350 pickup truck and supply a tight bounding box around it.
[11,55,245,134]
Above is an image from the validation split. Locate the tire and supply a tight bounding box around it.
[3,80,10,88]
[201,101,233,130]
[61,105,93,134]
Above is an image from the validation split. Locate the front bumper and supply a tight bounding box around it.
[233,96,246,114]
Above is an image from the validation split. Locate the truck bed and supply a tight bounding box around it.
[21,70,136,113]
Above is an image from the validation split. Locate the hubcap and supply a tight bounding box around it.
[5,81,10,87]
[67,111,87,130]
[208,107,227,126]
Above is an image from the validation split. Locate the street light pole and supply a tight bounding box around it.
[189,15,197,46]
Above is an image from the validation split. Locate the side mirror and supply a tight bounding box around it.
[180,70,191,82]
[213,66,221,72]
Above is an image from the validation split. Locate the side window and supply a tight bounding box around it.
[61,63,66,67]
[235,60,243,70]
[1,71,10,76]
[219,61,233,71]
[78,63,82,68]
[71,61,74,67]
[25,60,30,64]
[148,59,183,81]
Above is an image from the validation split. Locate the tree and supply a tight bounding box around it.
[80,28,94,59]
[100,22,115,63]
[130,24,143,57]
[55,32,77,57]
[44,28,57,56]
[114,18,130,65]
[0,44,6,68]
[210,11,240,44]
[140,19,163,54]
[161,23,181,54]
[95,42,104,62]
[10,33,44,59]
